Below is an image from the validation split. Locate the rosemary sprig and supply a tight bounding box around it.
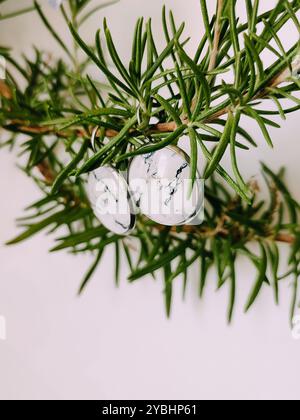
[1,0,300,323]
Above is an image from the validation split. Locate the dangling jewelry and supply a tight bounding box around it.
[128,146,204,226]
[88,166,136,235]
[87,128,136,235]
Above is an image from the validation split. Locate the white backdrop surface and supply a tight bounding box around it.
[0,0,300,400]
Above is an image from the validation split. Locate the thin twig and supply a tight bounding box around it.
[274,233,295,244]
[0,80,12,99]
[190,0,224,113]
[269,55,300,88]
[208,0,224,72]
[155,223,295,244]
[37,161,55,184]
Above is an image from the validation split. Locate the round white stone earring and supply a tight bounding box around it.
[128,146,204,226]
[88,127,136,235]
[87,166,136,235]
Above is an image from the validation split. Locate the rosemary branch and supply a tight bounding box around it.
[1,0,300,321]
[2,57,299,139]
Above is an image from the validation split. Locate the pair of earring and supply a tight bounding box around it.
[87,129,204,235]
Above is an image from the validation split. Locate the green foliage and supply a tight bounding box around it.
[1,0,300,322]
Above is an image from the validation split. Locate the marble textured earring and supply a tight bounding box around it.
[128,146,203,226]
[87,166,136,235]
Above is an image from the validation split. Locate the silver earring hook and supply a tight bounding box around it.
[91,126,99,153]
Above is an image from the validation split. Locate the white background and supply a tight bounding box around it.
[0,0,300,400]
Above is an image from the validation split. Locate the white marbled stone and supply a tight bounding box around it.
[128,146,204,226]
[88,166,136,235]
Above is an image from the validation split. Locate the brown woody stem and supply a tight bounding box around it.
[208,0,224,72]
[154,223,295,244]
